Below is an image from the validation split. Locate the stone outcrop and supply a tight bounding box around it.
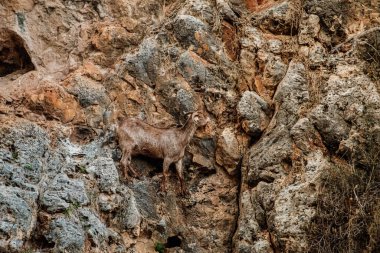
[0,0,379,252]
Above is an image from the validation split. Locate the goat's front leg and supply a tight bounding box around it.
[120,152,131,179]
[175,159,186,195]
[121,149,139,178]
[161,158,171,193]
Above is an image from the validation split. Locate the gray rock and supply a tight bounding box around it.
[0,186,37,252]
[177,51,227,90]
[0,120,49,186]
[116,187,142,235]
[0,162,40,192]
[310,70,380,158]
[78,208,114,248]
[227,0,249,15]
[267,39,283,54]
[172,15,208,48]
[254,1,298,35]
[1,120,49,159]
[310,104,349,151]
[118,37,159,87]
[216,0,238,21]
[177,88,196,114]
[263,55,287,90]
[290,118,323,153]
[9,239,23,252]
[240,27,265,50]
[65,75,110,108]
[274,61,309,126]
[309,42,326,67]
[253,239,273,253]
[271,183,314,252]
[232,190,261,253]
[0,120,46,251]
[304,0,349,36]
[298,14,320,45]
[156,79,197,120]
[87,157,119,193]
[183,0,215,25]
[46,217,85,253]
[172,14,226,62]
[130,180,159,220]
[237,91,270,136]
[41,173,89,213]
[246,126,292,185]
[98,193,122,212]
[270,151,330,252]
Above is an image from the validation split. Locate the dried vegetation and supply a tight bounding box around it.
[308,132,380,253]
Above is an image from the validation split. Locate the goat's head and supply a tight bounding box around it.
[190,111,209,127]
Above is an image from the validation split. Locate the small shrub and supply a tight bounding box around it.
[24,164,33,170]
[12,151,18,160]
[63,201,81,217]
[356,28,380,83]
[21,249,33,253]
[308,163,380,253]
[75,164,87,174]
[155,242,165,253]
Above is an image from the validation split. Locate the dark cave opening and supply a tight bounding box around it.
[165,235,182,248]
[0,29,35,77]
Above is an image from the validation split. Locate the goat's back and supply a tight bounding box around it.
[117,118,177,158]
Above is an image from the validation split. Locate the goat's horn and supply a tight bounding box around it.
[184,111,195,116]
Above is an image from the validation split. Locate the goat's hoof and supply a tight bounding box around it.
[160,184,167,194]
[158,191,166,197]
[179,190,188,197]
[132,173,141,179]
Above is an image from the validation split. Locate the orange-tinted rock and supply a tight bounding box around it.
[27,85,81,123]
[82,61,103,81]
[91,24,131,53]
[222,21,239,61]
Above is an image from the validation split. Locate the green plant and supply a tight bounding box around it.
[12,151,18,160]
[21,249,33,253]
[24,164,33,170]
[76,164,87,174]
[72,201,81,209]
[155,242,165,253]
[63,201,81,217]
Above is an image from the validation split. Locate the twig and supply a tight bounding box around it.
[331,26,380,53]
[353,185,365,214]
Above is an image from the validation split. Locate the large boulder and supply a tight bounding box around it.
[41,174,89,213]
[46,217,85,253]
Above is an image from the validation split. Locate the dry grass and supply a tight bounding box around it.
[308,132,380,253]
[356,29,380,89]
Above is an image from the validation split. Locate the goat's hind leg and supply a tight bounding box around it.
[161,158,171,193]
[129,163,140,178]
[175,159,186,195]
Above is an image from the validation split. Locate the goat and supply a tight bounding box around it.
[116,111,209,194]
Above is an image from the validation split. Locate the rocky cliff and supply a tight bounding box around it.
[0,0,379,252]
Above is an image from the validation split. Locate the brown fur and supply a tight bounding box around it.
[116,111,208,194]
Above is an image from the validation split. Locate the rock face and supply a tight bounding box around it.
[0,0,379,252]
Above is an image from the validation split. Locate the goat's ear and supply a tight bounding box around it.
[192,111,201,117]
[185,111,193,119]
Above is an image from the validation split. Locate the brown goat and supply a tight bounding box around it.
[116,111,209,194]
